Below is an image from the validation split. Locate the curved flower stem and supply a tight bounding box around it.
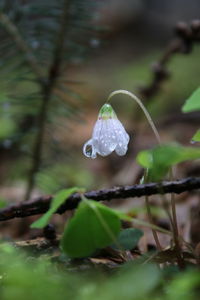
[107,89,162,251]
[107,89,161,145]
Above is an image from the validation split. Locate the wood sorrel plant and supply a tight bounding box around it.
[83,89,187,268]
[83,89,163,251]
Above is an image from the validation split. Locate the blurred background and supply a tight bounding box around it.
[0,0,200,207]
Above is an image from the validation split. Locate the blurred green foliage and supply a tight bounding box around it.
[35,163,94,194]
[192,129,200,142]
[0,243,200,300]
[137,143,200,181]
[182,86,200,113]
[0,118,16,141]
[116,47,200,118]
[182,86,200,142]
[0,0,99,193]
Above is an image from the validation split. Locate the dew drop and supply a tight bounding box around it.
[85,144,93,157]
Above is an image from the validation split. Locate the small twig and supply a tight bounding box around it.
[144,195,162,251]
[0,177,199,222]
[140,19,200,100]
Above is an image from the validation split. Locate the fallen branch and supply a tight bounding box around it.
[140,20,200,100]
[0,177,199,222]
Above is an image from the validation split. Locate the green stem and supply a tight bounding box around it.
[107,89,162,250]
[169,168,185,269]
[107,89,161,145]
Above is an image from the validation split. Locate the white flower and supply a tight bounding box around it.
[83,103,130,159]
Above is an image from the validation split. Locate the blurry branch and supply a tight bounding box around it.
[0,12,43,82]
[140,20,200,100]
[0,177,199,222]
[0,1,73,201]
[24,0,71,201]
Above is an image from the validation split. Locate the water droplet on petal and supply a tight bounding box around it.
[83,140,96,159]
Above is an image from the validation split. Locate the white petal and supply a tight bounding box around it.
[83,139,97,159]
[96,119,115,156]
[104,118,118,150]
[83,107,130,158]
[92,119,102,140]
[111,119,130,156]
[115,144,128,156]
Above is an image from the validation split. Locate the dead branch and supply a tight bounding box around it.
[0,177,199,222]
[140,20,200,100]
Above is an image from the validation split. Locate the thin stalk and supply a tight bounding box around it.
[107,89,162,250]
[169,168,179,238]
[169,168,185,269]
[155,185,182,260]
[160,193,174,228]
[144,195,162,251]
[107,89,161,145]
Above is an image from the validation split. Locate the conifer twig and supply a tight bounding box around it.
[24,0,71,201]
[0,12,43,81]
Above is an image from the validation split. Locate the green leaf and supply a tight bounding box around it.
[113,228,143,250]
[31,187,79,229]
[182,87,200,112]
[192,129,200,142]
[61,198,121,258]
[137,143,200,181]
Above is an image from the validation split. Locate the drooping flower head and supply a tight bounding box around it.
[83,103,130,159]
